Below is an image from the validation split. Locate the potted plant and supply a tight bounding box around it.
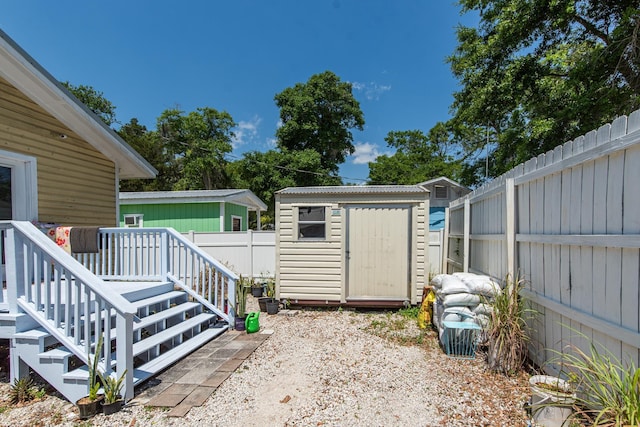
[250,279,263,297]
[234,276,251,330]
[100,369,127,415]
[76,336,105,419]
[258,277,274,312]
[528,374,576,426]
[264,278,279,315]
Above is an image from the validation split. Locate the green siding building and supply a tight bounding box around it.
[119,190,267,232]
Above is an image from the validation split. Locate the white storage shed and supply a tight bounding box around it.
[275,185,430,307]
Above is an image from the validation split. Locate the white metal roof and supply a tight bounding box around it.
[417,176,470,191]
[0,29,157,179]
[120,189,267,211]
[276,185,428,195]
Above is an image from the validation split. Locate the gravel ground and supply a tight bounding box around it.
[0,308,532,426]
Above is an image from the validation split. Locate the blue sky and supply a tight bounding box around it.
[2,1,476,184]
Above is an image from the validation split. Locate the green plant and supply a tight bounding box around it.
[87,335,103,401]
[486,274,533,376]
[9,377,41,404]
[265,277,276,298]
[552,330,640,426]
[235,276,251,318]
[100,369,127,404]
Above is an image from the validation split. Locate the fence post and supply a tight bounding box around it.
[463,198,470,273]
[505,178,516,282]
[442,209,450,274]
[247,229,254,278]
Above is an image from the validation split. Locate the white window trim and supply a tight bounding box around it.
[231,215,243,232]
[0,149,38,220]
[123,213,143,228]
[295,205,328,241]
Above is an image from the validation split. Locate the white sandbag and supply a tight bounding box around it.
[442,292,481,307]
[453,272,501,297]
[473,303,493,316]
[443,312,463,322]
[430,274,446,288]
[475,313,490,329]
[437,275,470,295]
[443,306,475,320]
[432,299,445,331]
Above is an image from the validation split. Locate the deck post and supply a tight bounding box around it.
[5,227,22,313]
[116,313,135,401]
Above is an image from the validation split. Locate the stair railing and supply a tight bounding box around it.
[77,227,238,324]
[3,221,136,400]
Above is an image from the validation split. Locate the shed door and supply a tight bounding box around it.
[346,206,411,300]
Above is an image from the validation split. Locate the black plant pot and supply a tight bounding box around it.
[76,395,104,419]
[265,298,279,315]
[258,297,269,312]
[101,399,123,415]
[251,287,263,297]
[234,316,246,331]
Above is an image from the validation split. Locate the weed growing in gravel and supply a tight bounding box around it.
[365,310,438,349]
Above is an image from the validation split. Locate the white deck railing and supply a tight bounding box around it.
[2,222,239,401]
[73,227,237,322]
[3,221,136,399]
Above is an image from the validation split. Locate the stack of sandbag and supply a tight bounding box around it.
[430,272,502,343]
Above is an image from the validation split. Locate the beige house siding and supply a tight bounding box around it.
[0,76,117,226]
[276,190,429,304]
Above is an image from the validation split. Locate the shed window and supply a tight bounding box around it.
[232,215,242,231]
[434,185,448,199]
[124,214,143,228]
[298,206,326,239]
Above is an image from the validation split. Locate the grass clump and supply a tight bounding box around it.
[553,330,640,426]
[9,377,45,404]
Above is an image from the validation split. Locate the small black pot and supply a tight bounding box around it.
[76,395,104,419]
[258,297,270,312]
[265,298,279,315]
[251,287,263,297]
[101,399,123,415]
[234,316,246,331]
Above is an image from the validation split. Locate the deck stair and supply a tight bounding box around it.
[12,280,229,403]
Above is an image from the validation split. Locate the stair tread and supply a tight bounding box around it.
[132,326,228,384]
[133,302,201,331]
[38,347,71,359]
[13,327,49,339]
[132,312,215,356]
[130,290,186,310]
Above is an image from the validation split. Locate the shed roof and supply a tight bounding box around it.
[0,29,156,179]
[417,176,470,191]
[276,185,428,195]
[120,189,267,211]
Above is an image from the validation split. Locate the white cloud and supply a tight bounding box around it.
[232,115,262,148]
[351,142,387,164]
[350,81,391,101]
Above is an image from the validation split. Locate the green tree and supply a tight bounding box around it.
[274,71,365,175]
[231,149,340,220]
[157,107,235,190]
[61,81,117,126]
[448,0,640,182]
[118,118,177,191]
[368,125,466,185]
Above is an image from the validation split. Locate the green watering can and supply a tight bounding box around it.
[245,311,260,334]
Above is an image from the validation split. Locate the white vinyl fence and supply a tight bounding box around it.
[183,230,276,279]
[445,110,640,372]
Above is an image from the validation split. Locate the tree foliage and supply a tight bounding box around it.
[274,71,365,174]
[157,107,235,190]
[118,118,176,192]
[368,125,467,185]
[448,0,640,181]
[61,81,117,126]
[231,149,340,216]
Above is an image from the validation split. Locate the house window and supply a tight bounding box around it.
[232,215,242,231]
[297,206,326,239]
[434,185,448,199]
[124,214,143,228]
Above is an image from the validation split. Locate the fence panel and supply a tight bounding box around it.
[445,110,640,371]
